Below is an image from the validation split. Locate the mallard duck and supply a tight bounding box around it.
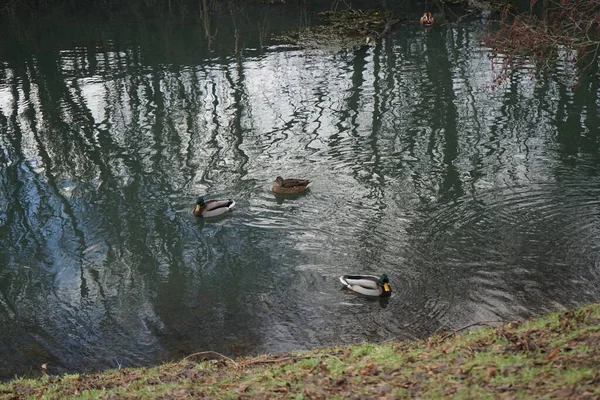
[272,176,311,195]
[193,197,235,218]
[420,12,434,27]
[339,274,392,297]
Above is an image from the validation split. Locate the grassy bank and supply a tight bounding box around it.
[2,303,600,399]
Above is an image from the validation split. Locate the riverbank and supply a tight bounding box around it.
[1,303,599,399]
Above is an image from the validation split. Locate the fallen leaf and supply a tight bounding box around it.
[497,384,513,392]
[555,387,574,398]
[546,348,559,361]
[272,386,289,393]
[237,384,250,393]
[374,383,392,393]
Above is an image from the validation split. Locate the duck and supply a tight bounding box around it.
[272,176,311,195]
[420,12,434,27]
[193,197,235,218]
[339,274,392,297]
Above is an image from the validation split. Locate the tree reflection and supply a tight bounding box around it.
[1,0,600,380]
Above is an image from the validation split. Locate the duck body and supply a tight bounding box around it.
[339,274,392,297]
[193,197,235,218]
[272,176,311,195]
[420,12,434,27]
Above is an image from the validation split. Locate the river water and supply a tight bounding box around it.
[0,1,599,379]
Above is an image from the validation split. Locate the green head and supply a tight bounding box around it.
[196,197,206,208]
[379,274,391,292]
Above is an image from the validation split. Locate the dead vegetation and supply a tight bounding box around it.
[484,0,600,85]
[2,303,600,399]
[271,9,403,51]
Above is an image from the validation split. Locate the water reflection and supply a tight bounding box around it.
[1,2,600,380]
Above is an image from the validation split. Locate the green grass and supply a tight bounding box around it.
[2,303,600,399]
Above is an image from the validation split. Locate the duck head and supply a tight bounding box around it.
[420,12,434,27]
[274,176,284,185]
[195,197,206,213]
[379,274,391,293]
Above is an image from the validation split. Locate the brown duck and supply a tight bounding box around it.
[272,176,311,195]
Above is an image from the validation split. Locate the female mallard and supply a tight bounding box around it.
[420,12,434,27]
[193,197,235,218]
[272,176,311,195]
[339,274,392,297]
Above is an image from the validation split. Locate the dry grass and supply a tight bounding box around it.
[2,304,600,399]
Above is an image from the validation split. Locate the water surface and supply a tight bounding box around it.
[1,1,599,379]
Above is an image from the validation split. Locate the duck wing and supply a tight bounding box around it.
[340,275,379,289]
[203,199,235,211]
[282,178,311,188]
[339,275,383,297]
[340,275,380,289]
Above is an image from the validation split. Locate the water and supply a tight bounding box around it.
[1,1,599,379]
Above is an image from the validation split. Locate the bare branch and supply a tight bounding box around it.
[484,0,600,83]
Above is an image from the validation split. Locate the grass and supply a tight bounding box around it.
[2,303,600,399]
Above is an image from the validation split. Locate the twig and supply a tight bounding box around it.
[183,351,238,366]
[439,320,509,341]
[243,354,328,366]
[580,44,599,74]
[454,11,476,25]
[436,0,458,20]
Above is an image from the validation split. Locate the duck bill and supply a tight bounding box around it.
[195,204,201,212]
[383,283,390,292]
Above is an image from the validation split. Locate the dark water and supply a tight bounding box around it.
[1,1,599,379]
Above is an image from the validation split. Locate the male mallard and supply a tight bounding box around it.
[420,12,434,27]
[193,197,235,218]
[339,274,392,297]
[272,176,311,195]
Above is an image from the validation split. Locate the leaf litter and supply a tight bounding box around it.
[1,304,600,399]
